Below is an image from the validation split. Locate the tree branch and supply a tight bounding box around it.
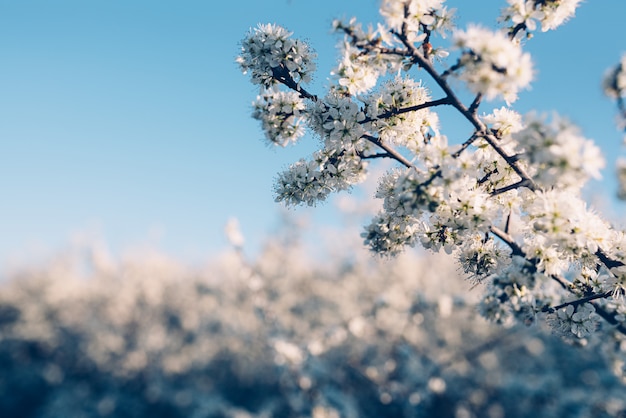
[271,66,318,101]
[541,290,615,313]
[489,225,525,258]
[363,97,452,123]
[491,179,531,196]
[362,134,415,169]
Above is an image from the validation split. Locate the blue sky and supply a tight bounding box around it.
[1,0,625,268]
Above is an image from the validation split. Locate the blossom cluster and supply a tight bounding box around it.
[274,148,367,207]
[308,92,367,152]
[380,0,454,44]
[330,19,404,96]
[252,87,307,146]
[453,25,533,103]
[500,0,583,37]
[512,115,605,189]
[365,76,440,154]
[239,1,626,345]
[549,303,599,338]
[237,23,316,87]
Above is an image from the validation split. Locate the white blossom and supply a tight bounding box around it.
[308,93,367,152]
[238,23,316,87]
[380,0,448,43]
[513,114,605,189]
[239,1,626,349]
[365,76,439,153]
[362,210,420,255]
[550,303,598,339]
[453,25,533,102]
[252,87,307,146]
[482,107,523,137]
[274,148,367,206]
[457,234,509,281]
[500,0,583,36]
[224,218,245,248]
[523,189,613,267]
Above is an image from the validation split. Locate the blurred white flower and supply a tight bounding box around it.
[224,217,245,248]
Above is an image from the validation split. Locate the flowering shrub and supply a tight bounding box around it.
[238,0,626,358]
[0,220,625,417]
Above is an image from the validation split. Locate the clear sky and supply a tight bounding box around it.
[1,0,625,269]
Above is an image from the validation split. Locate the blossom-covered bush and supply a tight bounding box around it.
[0,222,625,417]
[237,0,626,362]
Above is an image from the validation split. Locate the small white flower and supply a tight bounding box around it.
[500,0,583,35]
[552,303,598,338]
[453,25,533,103]
[482,107,522,137]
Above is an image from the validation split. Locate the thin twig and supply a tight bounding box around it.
[362,134,415,169]
[541,291,614,313]
[362,97,452,123]
[360,152,393,160]
[491,179,531,196]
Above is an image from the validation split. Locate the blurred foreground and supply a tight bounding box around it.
[0,222,625,418]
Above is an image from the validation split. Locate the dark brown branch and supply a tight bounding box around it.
[592,303,626,335]
[489,225,525,258]
[362,97,452,123]
[468,93,483,115]
[491,179,531,196]
[360,152,393,160]
[362,134,415,169]
[541,291,615,313]
[596,249,626,269]
[271,66,318,101]
[452,132,482,158]
[504,211,512,234]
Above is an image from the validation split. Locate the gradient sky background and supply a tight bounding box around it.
[1,0,625,270]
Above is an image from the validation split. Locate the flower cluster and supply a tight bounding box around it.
[363,160,500,262]
[274,148,367,207]
[252,87,307,146]
[457,233,509,281]
[479,255,550,325]
[523,189,613,272]
[331,19,405,96]
[308,92,367,152]
[512,115,605,189]
[380,0,454,44]
[237,23,316,87]
[453,25,533,102]
[365,76,440,154]
[482,106,523,137]
[333,40,383,95]
[500,0,583,37]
